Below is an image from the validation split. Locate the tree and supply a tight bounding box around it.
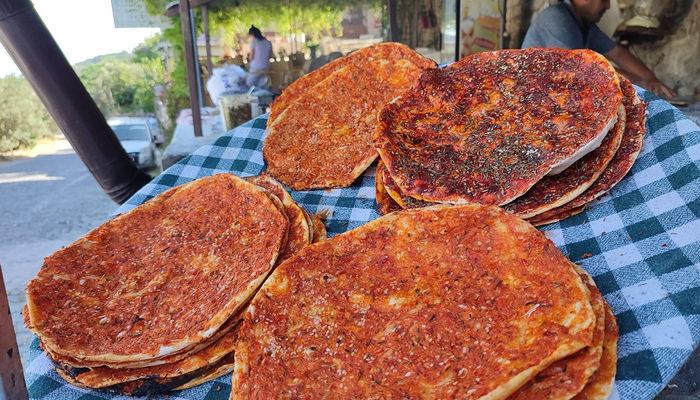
[0,76,57,152]
[77,36,166,116]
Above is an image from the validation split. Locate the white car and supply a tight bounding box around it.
[108,117,162,170]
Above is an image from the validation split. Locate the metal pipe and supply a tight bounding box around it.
[0,0,151,204]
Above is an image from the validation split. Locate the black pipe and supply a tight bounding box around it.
[0,0,150,204]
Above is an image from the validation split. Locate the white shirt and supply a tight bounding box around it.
[250,38,272,73]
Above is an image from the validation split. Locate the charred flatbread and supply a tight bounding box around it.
[529,205,586,227]
[232,204,596,399]
[573,303,619,400]
[26,174,288,363]
[376,48,622,205]
[375,161,402,214]
[510,266,605,400]
[174,356,235,390]
[247,174,310,261]
[504,105,625,218]
[57,352,236,396]
[527,76,646,225]
[264,43,435,190]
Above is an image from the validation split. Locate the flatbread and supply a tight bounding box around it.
[269,44,399,125]
[247,174,311,261]
[376,48,622,205]
[57,352,236,396]
[268,43,435,126]
[504,105,625,218]
[380,159,433,210]
[26,173,288,363]
[232,204,596,399]
[529,205,586,227]
[174,357,235,390]
[54,322,240,389]
[264,43,436,190]
[510,266,605,400]
[530,76,646,225]
[375,160,402,214]
[311,214,327,243]
[573,303,619,400]
[301,209,315,243]
[40,310,243,369]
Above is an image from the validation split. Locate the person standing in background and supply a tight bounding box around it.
[246,25,272,88]
[522,0,675,99]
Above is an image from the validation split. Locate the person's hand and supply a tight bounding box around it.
[644,77,676,100]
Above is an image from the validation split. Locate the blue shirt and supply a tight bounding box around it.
[521,1,616,54]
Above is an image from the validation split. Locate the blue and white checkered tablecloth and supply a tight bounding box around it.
[25,89,700,400]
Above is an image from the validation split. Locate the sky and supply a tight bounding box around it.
[0,0,161,77]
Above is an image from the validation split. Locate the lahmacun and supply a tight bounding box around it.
[232,204,595,399]
[573,303,619,400]
[26,174,288,363]
[505,105,625,218]
[247,174,310,261]
[376,48,622,205]
[268,42,432,125]
[510,266,606,400]
[264,43,435,190]
[528,76,646,225]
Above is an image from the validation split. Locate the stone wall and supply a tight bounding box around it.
[627,0,699,98]
[505,0,698,98]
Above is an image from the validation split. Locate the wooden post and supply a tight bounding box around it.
[388,0,399,42]
[179,0,203,137]
[201,5,213,74]
[455,0,461,60]
[0,264,28,400]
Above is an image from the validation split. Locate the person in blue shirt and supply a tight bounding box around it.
[522,0,675,99]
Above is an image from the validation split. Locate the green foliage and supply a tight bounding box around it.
[207,0,351,47]
[142,0,381,125]
[133,34,164,63]
[0,76,57,153]
[78,34,166,116]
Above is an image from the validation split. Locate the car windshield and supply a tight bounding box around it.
[112,124,149,141]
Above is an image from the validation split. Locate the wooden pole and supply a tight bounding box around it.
[388,0,399,42]
[179,0,203,137]
[455,0,461,60]
[0,264,28,400]
[201,5,213,74]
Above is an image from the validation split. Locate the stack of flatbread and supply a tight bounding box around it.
[375,48,647,226]
[23,173,320,396]
[263,42,436,190]
[232,205,619,399]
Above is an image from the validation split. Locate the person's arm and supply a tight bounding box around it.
[606,45,676,99]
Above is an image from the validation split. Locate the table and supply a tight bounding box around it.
[24,89,700,399]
